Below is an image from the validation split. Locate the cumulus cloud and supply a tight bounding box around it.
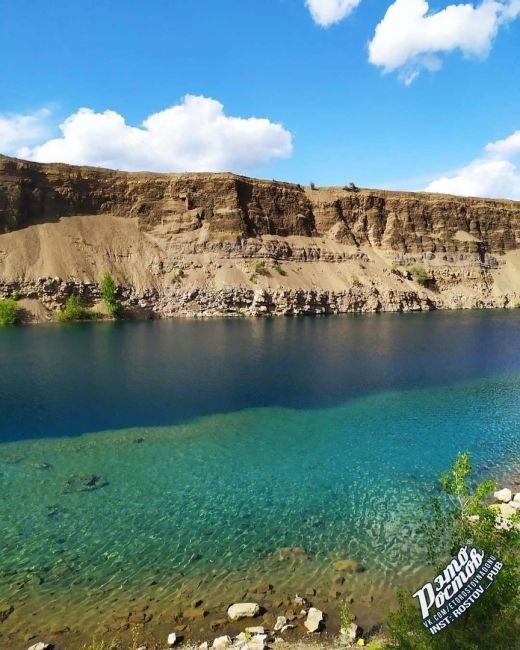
[368,0,520,84]
[0,108,52,153]
[305,0,361,26]
[425,130,520,199]
[10,95,293,173]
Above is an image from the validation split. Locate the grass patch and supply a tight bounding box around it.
[55,294,95,322]
[0,297,21,325]
[274,263,286,276]
[254,261,269,276]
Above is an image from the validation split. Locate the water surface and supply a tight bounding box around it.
[1,312,519,644]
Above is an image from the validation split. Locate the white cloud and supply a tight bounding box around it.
[425,130,520,199]
[368,0,520,84]
[0,108,52,153]
[11,95,293,173]
[305,0,361,26]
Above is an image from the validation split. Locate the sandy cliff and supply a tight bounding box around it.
[1,154,519,319]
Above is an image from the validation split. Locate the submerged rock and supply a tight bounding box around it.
[274,547,309,561]
[333,559,364,573]
[0,603,14,622]
[63,474,108,493]
[227,603,260,621]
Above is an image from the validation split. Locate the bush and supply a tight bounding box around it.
[254,261,269,276]
[343,181,359,191]
[100,272,122,318]
[274,263,286,276]
[409,265,430,285]
[55,294,95,322]
[385,452,519,650]
[171,269,185,284]
[310,181,317,190]
[0,297,21,325]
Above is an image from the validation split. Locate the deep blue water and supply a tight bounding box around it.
[1,311,520,442]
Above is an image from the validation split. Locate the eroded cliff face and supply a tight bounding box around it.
[0,154,519,319]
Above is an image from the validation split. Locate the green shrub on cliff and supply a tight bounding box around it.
[254,261,269,276]
[55,294,95,322]
[384,452,520,650]
[409,265,430,285]
[274,263,286,276]
[100,272,122,318]
[0,297,21,325]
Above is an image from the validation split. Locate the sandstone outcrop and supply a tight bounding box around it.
[1,154,519,319]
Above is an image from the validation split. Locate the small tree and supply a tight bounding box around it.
[100,273,122,318]
[310,181,317,190]
[385,452,520,649]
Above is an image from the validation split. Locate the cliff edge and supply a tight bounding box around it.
[1,154,519,319]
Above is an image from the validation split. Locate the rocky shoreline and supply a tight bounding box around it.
[1,275,519,323]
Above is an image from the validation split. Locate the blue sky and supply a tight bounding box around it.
[0,0,519,198]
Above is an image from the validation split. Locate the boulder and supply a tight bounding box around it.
[514,493,520,503]
[341,623,359,643]
[0,604,14,622]
[494,488,512,503]
[199,644,209,650]
[167,632,177,647]
[498,502,517,517]
[227,603,260,621]
[212,636,232,650]
[304,607,324,633]
[333,559,364,573]
[183,607,208,620]
[274,547,309,561]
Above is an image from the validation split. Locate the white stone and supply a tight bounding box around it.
[274,616,287,632]
[27,644,52,650]
[246,634,267,650]
[494,488,512,503]
[281,624,295,633]
[199,644,209,650]
[466,515,480,524]
[213,636,233,650]
[167,633,177,647]
[513,492,520,503]
[227,603,260,621]
[304,607,324,633]
[509,499,520,511]
[340,623,358,643]
[498,502,517,517]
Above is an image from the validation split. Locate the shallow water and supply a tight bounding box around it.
[1,312,520,644]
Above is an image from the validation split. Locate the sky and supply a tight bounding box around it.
[0,0,519,198]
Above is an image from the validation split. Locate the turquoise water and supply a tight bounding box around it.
[1,313,520,643]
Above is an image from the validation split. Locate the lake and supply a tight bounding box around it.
[1,312,520,646]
